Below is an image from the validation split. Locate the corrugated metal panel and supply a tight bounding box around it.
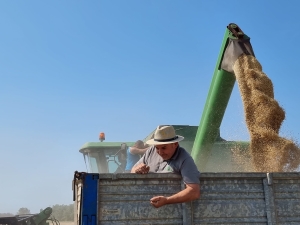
[272,173,300,225]
[77,172,300,224]
[194,173,269,225]
[98,174,185,225]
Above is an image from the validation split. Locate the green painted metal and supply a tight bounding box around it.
[32,207,53,225]
[0,208,53,225]
[191,25,238,170]
[79,142,136,153]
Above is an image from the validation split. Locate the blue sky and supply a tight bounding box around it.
[1,0,300,214]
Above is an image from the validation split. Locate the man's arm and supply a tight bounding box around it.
[150,183,200,208]
[130,146,149,155]
[130,148,151,173]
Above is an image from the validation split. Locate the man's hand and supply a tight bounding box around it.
[150,183,200,208]
[150,196,168,208]
[132,163,150,174]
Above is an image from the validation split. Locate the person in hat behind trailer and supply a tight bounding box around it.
[124,140,150,173]
[131,125,200,208]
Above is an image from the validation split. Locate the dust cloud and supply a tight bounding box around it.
[232,54,300,172]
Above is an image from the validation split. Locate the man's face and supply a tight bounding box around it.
[155,142,178,160]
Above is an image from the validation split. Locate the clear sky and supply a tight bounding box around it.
[1,0,300,214]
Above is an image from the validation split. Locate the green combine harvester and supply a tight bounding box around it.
[73,24,300,224]
[0,208,54,225]
[79,23,253,174]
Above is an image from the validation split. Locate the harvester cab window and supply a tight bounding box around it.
[108,143,127,173]
[85,151,109,173]
[80,143,130,173]
[89,157,98,173]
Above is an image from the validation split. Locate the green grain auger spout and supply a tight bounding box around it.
[191,23,255,171]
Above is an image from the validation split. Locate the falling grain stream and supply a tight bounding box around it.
[233,54,300,172]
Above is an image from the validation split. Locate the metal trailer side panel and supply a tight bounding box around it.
[97,174,186,225]
[272,173,300,225]
[193,173,268,225]
[81,174,99,225]
[77,172,300,225]
[74,180,83,225]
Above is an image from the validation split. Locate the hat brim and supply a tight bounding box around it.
[146,136,184,145]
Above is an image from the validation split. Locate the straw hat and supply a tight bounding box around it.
[146,125,184,145]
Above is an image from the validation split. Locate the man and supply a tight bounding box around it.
[124,140,149,172]
[131,125,200,208]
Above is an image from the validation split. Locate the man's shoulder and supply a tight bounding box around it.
[178,146,192,158]
[176,146,198,166]
[142,145,156,157]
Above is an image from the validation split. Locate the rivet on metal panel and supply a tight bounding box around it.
[267,173,273,185]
